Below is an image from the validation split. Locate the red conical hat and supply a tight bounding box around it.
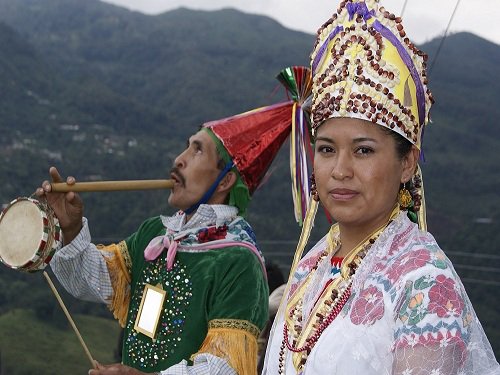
[203,101,294,194]
[203,66,314,224]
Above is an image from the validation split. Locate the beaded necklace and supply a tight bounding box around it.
[279,205,399,373]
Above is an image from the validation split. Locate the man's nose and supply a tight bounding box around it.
[174,150,187,168]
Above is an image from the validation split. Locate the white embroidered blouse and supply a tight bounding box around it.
[263,212,500,375]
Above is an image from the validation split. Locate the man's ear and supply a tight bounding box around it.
[217,171,237,194]
[401,146,420,183]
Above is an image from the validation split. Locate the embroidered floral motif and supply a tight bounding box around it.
[386,248,431,283]
[196,225,228,243]
[180,218,259,253]
[350,285,385,325]
[290,241,328,294]
[428,275,464,318]
[397,280,427,325]
[387,225,413,256]
[237,220,258,244]
[429,249,449,270]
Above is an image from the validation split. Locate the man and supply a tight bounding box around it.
[37,86,308,374]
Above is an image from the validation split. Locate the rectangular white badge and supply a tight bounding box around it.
[134,283,166,339]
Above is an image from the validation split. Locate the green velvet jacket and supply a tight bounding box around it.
[119,215,269,372]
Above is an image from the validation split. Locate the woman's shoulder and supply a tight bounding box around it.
[380,213,442,261]
[370,216,457,285]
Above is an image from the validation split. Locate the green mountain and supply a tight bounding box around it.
[0,0,312,137]
[0,1,498,372]
[419,32,500,245]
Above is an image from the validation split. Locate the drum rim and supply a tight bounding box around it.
[0,197,61,272]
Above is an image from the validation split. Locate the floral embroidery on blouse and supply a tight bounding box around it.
[428,274,465,318]
[350,285,385,325]
[393,271,469,360]
[386,248,431,284]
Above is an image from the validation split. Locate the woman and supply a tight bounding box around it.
[263,0,500,374]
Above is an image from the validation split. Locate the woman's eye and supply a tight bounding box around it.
[355,147,373,155]
[317,145,334,153]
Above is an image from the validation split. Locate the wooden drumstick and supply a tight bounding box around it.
[43,271,97,369]
[50,179,174,192]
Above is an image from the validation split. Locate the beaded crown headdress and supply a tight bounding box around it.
[273,3,437,358]
[310,0,434,148]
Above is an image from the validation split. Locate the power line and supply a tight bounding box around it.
[462,278,500,287]
[446,251,500,261]
[429,0,462,75]
[454,264,500,274]
[400,0,409,17]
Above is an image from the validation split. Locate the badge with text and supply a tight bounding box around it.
[134,283,166,339]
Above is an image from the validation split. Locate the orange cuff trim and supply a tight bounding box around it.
[192,324,259,375]
[97,241,131,327]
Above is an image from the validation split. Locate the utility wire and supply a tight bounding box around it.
[446,251,500,261]
[454,264,500,274]
[400,0,409,17]
[429,0,462,75]
[462,278,500,287]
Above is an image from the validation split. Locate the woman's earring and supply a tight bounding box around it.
[310,172,320,202]
[398,182,412,209]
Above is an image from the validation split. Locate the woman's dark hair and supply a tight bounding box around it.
[378,126,413,160]
[378,125,423,221]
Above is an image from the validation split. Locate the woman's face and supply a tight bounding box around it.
[314,117,416,232]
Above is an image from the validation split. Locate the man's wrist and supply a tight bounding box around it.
[62,222,83,245]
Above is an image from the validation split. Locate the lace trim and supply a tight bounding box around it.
[209,319,261,339]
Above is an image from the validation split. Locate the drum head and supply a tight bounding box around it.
[0,200,44,267]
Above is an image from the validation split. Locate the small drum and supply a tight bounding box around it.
[0,197,61,272]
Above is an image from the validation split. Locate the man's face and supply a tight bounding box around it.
[168,130,222,211]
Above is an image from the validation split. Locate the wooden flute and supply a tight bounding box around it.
[50,179,174,192]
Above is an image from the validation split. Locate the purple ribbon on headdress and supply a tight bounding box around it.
[144,234,178,271]
[372,20,426,127]
[313,3,374,76]
[312,26,343,76]
[346,2,374,21]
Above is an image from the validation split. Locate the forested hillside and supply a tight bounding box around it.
[0,0,498,372]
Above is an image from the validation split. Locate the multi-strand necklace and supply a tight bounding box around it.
[279,206,399,373]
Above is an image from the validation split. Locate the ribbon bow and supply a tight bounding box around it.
[346,2,374,21]
[144,234,178,271]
